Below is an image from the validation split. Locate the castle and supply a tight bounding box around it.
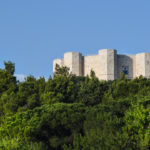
[53,49,150,80]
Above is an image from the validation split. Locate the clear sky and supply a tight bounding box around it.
[0,0,150,80]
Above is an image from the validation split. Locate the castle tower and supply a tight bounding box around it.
[98,49,117,80]
[136,53,150,78]
[53,59,64,72]
[64,52,83,76]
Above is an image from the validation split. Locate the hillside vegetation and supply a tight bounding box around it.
[0,62,150,150]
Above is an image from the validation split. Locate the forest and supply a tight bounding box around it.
[0,62,149,150]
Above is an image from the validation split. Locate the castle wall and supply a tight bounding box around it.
[106,49,117,80]
[117,55,135,79]
[98,49,117,80]
[53,49,150,80]
[84,49,117,80]
[98,50,107,80]
[53,59,64,72]
[135,53,145,77]
[84,55,100,77]
[145,53,150,78]
[136,53,150,78]
[64,52,82,76]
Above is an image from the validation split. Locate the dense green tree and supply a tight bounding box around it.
[53,64,70,78]
[122,102,150,149]
[17,76,40,110]
[78,71,109,106]
[0,63,150,150]
[0,61,18,117]
[0,103,86,150]
[0,61,17,95]
[42,66,80,104]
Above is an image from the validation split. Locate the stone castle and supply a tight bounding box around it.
[53,49,150,80]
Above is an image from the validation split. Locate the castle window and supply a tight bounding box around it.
[122,66,129,75]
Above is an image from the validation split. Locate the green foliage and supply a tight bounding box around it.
[0,137,48,150]
[54,64,70,77]
[122,102,150,149]
[4,61,15,75]
[0,63,150,150]
[0,103,86,149]
[42,73,81,104]
[0,61,17,95]
[78,74,109,106]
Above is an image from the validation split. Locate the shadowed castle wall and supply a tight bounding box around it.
[145,53,150,78]
[117,55,136,79]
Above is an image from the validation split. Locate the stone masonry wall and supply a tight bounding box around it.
[53,49,150,80]
[117,55,136,79]
[84,55,100,78]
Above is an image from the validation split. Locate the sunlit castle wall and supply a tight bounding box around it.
[136,53,150,78]
[64,52,83,76]
[83,49,117,80]
[53,52,83,76]
[53,59,64,72]
[98,49,117,80]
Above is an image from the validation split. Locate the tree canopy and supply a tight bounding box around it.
[0,62,150,150]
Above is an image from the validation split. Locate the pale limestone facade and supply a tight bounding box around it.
[53,49,150,80]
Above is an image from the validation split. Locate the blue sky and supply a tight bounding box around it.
[0,0,150,80]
